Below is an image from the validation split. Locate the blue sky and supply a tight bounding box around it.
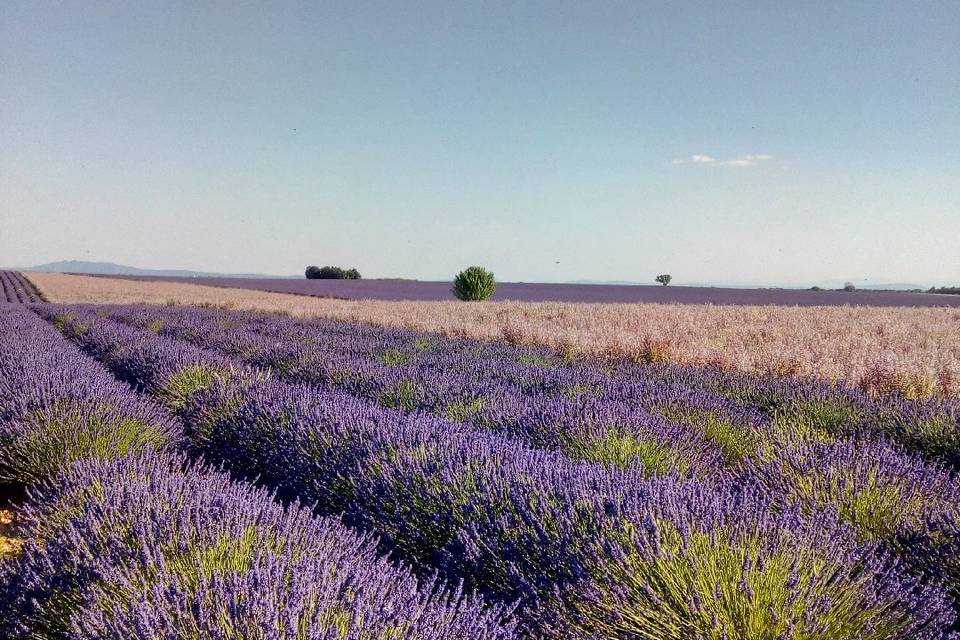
[2,1,958,285]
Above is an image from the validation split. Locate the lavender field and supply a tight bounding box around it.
[0,271,44,303]
[87,273,960,306]
[2,297,960,638]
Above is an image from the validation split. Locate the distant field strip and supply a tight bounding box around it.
[25,271,960,397]
[82,272,960,306]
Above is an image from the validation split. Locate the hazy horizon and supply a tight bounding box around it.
[2,1,958,284]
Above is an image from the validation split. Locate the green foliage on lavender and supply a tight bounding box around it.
[770,458,942,542]
[564,428,691,475]
[559,383,602,398]
[444,397,485,422]
[144,318,167,333]
[377,380,419,411]
[572,520,912,640]
[0,402,172,484]
[772,397,862,443]
[410,338,434,352]
[517,352,555,367]
[376,348,410,366]
[51,311,88,338]
[657,406,758,464]
[892,412,960,463]
[159,364,229,412]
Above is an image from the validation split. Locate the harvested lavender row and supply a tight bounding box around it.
[37,304,960,639]
[104,302,960,467]
[0,305,182,483]
[0,452,518,639]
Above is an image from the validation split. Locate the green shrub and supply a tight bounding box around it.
[305,266,361,280]
[452,266,496,301]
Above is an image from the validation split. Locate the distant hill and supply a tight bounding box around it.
[27,260,296,279]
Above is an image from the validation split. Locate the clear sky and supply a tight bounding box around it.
[2,1,958,285]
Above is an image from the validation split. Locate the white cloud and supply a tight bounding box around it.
[682,153,773,167]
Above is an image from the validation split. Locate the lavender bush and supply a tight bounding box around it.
[0,452,517,639]
[0,305,181,483]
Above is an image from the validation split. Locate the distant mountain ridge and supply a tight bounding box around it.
[26,260,297,279]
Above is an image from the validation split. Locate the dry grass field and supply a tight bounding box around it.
[26,271,960,397]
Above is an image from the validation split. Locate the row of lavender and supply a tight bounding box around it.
[104,302,960,469]
[33,303,960,638]
[0,304,516,638]
[0,271,44,303]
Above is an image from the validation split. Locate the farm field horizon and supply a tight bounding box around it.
[79,272,960,307]
[23,271,960,399]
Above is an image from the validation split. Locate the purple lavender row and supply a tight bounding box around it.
[657,360,960,466]
[0,451,518,639]
[16,272,44,302]
[741,435,960,605]
[212,304,960,465]
[219,303,960,458]
[106,302,960,468]
[77,309,960,582]
[88,303,960,619]
[0,272,21,302]
[37,304,959,638]
[100,304,754,476]
[0,304,182,483]
[13,271,44,302]
[0,272,42,303]
[0,305,518,637]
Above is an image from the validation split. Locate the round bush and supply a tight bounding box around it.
[453,266,496,301]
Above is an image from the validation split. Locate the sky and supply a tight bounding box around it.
[1,1,958,285]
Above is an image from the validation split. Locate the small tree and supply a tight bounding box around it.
[305,265,321,279]
[655,274,672,287]
[842,282,856,292]
[453,266,496,301]
[344,268,362,280]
